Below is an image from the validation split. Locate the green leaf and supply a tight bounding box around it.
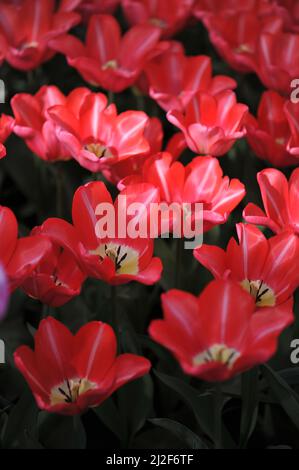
[154,370,236,449]
[2,390,40,449]
[38,413,86,449]
[261,364,299,430]
[149,418,209,449]
[239,368,259,448]
[93,398,123,441]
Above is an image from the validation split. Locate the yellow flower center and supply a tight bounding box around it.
[90,243,139,275]
[102,59,118,71]
[241,279,276,307]
[50,378,96,406]
[235,44,253,54]
[193,344,240,369]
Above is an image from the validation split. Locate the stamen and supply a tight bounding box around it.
[193,344,240,369]
[241,279,276,307]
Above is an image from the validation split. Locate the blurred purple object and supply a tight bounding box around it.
[0,264,9,320]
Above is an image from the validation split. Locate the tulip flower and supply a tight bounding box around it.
[200,12,283,74]
[194,223,299,307]
[167,90,248,157]
[256,32,299,95]
[0,264,9,321]
[102,117,164,184]
[78,0,120,18]
[273,0,299,33]
[11,86,75,162]
[0,0,81,71]
[21,229,86,308]
[245,91,298,167]
[122,0,194,38]
[48,88,150,173]
[49,14,162,93]
[149,280,294,382]
[0,114,14,159]
[193,0,274,20]
[120,153,246,233]
[14,317,151,415]
[284,100,299,158]
[243,168,299,235]
[39,182,163,285]
[0,206,51,291]
[144,41,236,112]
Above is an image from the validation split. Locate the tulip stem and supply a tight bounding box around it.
[214,383,223,449]
[54,163,65,218]
[175,237,184,288]
[108,90,114,105]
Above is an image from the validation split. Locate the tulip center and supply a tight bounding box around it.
[102,59,118,71]
[149,18,167,28]
[193,344,240,369]
[235,43,253,54]
[85,143,114,159]
[91,243,139,275]
[241,279,276,307]
[276,137,285,146]
[20,40,39,50]
[50,378,96,406]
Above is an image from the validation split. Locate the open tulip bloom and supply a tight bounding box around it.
[47,88,151,173]
[122,0,194,38]
[149,280,294,382]
[39,182,163,285]
[144,41,237,112]
[14,317,151,415]
[49,14,162,92]
[244,168,299,236]
[194,223,299,308]
[167,90,248,157]
[120,153,246,233]
[0,0,81,71]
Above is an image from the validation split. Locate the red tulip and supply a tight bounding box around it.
[193,0,274,19]
[284,100,299,158]
[243,168,299,235]
[120,153,245,233]
[0,114,14,159]
[48,88,150,173]
[102,117,163,184]
[49,14,161,93]
[149,280,294,382]
[122,0,194,38]
[11,86,74,162]
[245,91,298,167]
[167,90,248,157]
[14,317,150,415]
[200,12,283,73]
[21,229,86,308]
[0,206,51,291]
[273,0,299,33]
[194,223,299,307]
[0,0,81,71]
[256,32,299,95]
[144,41,236,112]
[0,264,9,320]
[78,0,120,18]
[39,182,163,285]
